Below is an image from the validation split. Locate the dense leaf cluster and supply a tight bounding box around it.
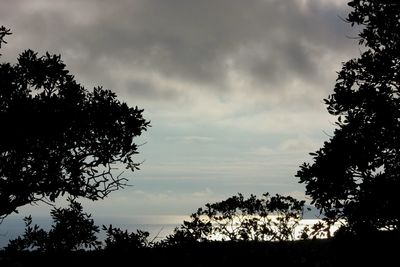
[6,199,152,252]
[297,0,400,233]
[102,224,151,251]
[7,199,101,252]
[0,27,150,219]
[162,193,307,245]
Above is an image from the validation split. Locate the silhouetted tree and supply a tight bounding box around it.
[296,1,400,233]
[0,26,11,56]
[0,27,150,219]
[6,198,101,252]
[162,193,306,246]
[102,225,151,251]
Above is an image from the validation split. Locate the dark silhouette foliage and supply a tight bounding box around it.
[6,198,101,252]
[102,225,151,251]
[0,27,150,219]
[162,193,307,246]
[296,1,400,233]
[0,26,11,56]
[6,202,155,253]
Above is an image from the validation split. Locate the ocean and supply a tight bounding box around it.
[0,216,340,249]
[0,216,181,249]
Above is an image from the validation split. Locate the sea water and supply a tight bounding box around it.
[0,216,180,248]
[0,216,340,248]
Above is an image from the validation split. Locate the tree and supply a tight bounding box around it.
[6,198,101,252]
[0,26,11,56]
[162,193,306,246]
[6,200,155,252]
[102,225,151,251]
[0,27,150,219]
[296,1,400,233]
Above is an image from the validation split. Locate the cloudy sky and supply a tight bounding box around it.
[0,0,359,224]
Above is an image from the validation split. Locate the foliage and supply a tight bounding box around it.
[6,198,101,252]
[102,225,151,251]
[0,26,11,56]
[162,193,307,246]
[296,0,400,233]
[0,27,150,219]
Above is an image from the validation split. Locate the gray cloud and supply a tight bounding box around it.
[1,0,355,101]
[124,79,182,101]
[0,0,360,220]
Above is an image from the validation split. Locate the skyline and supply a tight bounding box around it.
[0,0,359,223]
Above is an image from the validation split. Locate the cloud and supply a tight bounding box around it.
[278,137,324,153]
[1,0,356,100]
[0,0,357,219]
[165,135,215,143]
[0,0,356,141]
[84,188,219,216]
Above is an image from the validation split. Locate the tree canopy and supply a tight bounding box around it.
[162,193,307,245]
[0,27,150,219]
[296,0,400,233]
[7,198,101,252]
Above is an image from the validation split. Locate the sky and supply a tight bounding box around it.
[0,0,360,225]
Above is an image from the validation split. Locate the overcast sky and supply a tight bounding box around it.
[0,0,359,224]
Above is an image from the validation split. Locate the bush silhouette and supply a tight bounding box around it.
[162,193,307,246]
[6,198,101,252]
[102,225,151,251]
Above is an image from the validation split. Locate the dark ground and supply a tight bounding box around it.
[1,233,398,267]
